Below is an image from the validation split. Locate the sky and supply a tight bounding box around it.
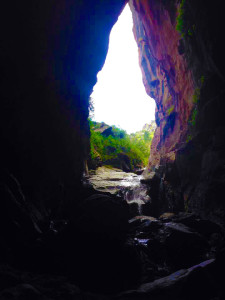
[90,4,155,134]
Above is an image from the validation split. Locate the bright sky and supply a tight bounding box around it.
[90,4,155,134]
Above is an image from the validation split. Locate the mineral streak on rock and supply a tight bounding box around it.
[129,0,195,169]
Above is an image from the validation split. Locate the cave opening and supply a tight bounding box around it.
[88,3,156,173]
[90,4,155,134]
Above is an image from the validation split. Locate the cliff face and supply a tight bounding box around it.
[130,0,195,167]
[130,0,225,224]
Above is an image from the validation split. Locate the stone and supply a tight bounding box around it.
[118,259,218,300]
[88,166,138,195]
[159,212,176,221]
[77,193,129,235]
[162,222,208,270]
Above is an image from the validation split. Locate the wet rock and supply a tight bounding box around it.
[129,216,158,223]
[88,166,139,195]
[159,212,176,221]
[128,216,162,235]
[118,259,218,300]
[128,214,212,276]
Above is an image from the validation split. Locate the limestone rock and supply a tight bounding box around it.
[88,166,139,194]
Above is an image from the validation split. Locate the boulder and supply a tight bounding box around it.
[118,259,218,300]
[162,222,208,270]
[49,193,142,293]
[77,193,129,235]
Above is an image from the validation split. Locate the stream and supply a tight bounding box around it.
[88,166,150,214]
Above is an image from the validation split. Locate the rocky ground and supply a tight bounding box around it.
[0,170,225,299]
[1,199,225,299]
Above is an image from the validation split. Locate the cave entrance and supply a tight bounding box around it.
[90,4,155,133]
[88,4,156,172]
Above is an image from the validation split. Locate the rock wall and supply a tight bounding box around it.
[0,0,126,217]
[130,0,195,167]
[130,0,225,225]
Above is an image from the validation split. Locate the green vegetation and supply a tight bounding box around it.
[89,120,155,170]
[176,0,185,36]
[166,105,175,116]
[176,1,196,38]
[193,88,200,104]
[188,76,205,131]
[186,77,205,143]
[190,107,198,127]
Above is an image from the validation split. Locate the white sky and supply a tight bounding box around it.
[90,4,155,134]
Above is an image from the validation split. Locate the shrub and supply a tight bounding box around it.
[176,0,185,35]
[89,121,154,170]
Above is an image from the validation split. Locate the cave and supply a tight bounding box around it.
[1,0,225,299]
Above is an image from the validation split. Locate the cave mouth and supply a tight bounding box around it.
[90,3,155,134]
[1,0,225,298]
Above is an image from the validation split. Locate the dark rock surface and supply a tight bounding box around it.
[0,0,126,216]
[133,0,225,225]
[0,208,224,299]
[118,259,220,300]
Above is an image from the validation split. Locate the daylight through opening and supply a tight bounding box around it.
[90,4,155,133]
[88,4,156,172]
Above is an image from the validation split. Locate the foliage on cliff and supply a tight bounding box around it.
[88,120,155,171]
